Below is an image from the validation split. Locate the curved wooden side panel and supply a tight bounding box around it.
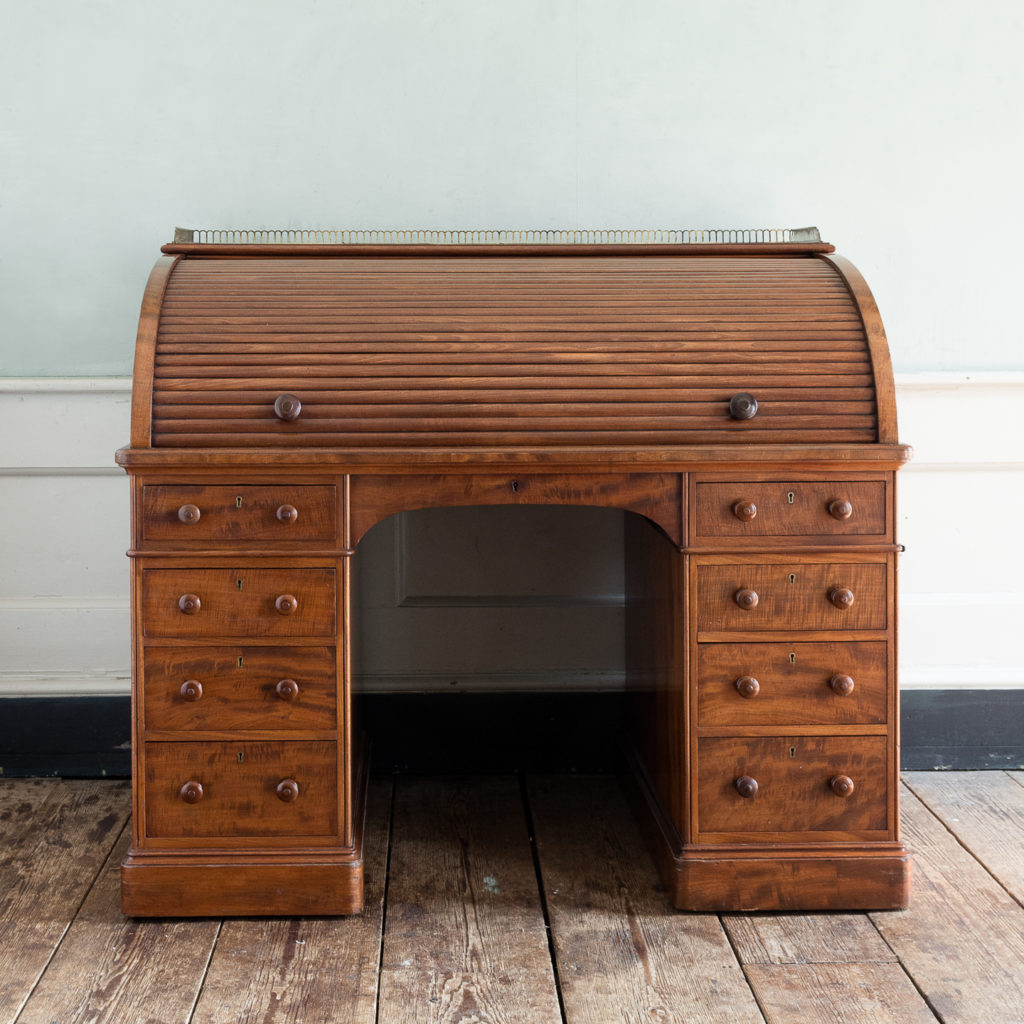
[819,254,899,445]
[130,255,181,448]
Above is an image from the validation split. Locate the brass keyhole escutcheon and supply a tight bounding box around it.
[236,578,243,590]
[789,746,797,758]
[237,751,244,764]
[789,652,796,664]
[789,573,796,584]
[787,491,795,504]
[235,495,244,508]
[237,656,244,668]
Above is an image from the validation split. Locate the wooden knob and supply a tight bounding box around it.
[179,781,204,804]
[732,500,758,522]
[734,588,759,611]
[275,594,298,615]
[180,679,203,701]
[830,775,856,798]
[178,593,201,615]
[830,674,855,696]
[276,779,300,802]
[728,392,758,420]
[276,504,299,524]
[828,498,853,521]
[275,679,299,701]
[274,393,302,421]
[177,503,201,524]
[735,676,760,699]
[829,587,855,610]
[735,776,759,798]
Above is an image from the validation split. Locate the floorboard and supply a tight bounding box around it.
[0,779,129,1024]
[903,769,1024,905]
[376,776,562,1024]
[528,775,764,1024]
[189,778,393,1024]
[869,783,1024,1024]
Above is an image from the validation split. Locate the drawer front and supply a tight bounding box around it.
[697,641,887,727]
[696,561,887,633]
[142,568,336,639]
[142,485,337,543]
[144,741,337,839]
[143,646,336,732]
[694,480,886,538]
[697,736,888,837]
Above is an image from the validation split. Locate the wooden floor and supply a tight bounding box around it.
[2,773,1023,1024]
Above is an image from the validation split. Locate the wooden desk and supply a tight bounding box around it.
[117,235,911,915]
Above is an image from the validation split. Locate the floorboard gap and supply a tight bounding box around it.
[520,772,569,1024]
[372,774,397,1024]
[718,913,770,1024]
[184,919,224,1024]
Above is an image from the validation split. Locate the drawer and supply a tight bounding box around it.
[697,641,887,727]
[694,479,886,538]
[697,736,888,838]
[142,485,337,543]
[142,568,336,639]
[696,561,887,633]
[143,646,336,732]
[144,741,337,839]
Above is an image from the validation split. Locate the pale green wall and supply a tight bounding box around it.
[2,0,1022,375]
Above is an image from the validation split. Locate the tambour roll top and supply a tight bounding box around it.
[130,234,898,452]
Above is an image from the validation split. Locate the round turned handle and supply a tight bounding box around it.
[830,674,856,696]
[828,498,854,521]
[180,679,203,702]
[276,778,300,802]
[178,593,202,615]
[275,678,300,701]
[275,594,299,616]
[735,776,759,798]
[734,588,759,611]
[273,393,302,422]
[177,503,201,524]
[276,504,299,524]
[179,780,204,804]
[732,499,758,522]
[728,392,758,420]
[735,675,760,699]
[830,775,856,798]
[829,587,855,610]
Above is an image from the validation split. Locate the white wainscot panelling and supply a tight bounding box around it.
[896,373,1024,690]
[0,380,131,696]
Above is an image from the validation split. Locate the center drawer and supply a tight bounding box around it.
[142,568,336,639]
[696,560,888,633]
[144,740,337,840]
[143,646,337,732]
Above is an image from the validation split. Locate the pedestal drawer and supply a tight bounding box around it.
[696,736,888,839]
[144,741,337,840]
[142,485,337,543]
[694,479,886,538]
[697,641,887,727]
[142,568,336,638]
[143,646,336,732]
[696,561,887,633]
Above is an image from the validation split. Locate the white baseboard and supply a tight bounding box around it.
[0,375,1020,697]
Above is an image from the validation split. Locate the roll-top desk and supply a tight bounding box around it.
[117,229,911,916]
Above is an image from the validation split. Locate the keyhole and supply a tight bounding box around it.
[789,652,796,665]
[236,578,243,590]
[237,656,244,668]
[789,746,797,758]
[235,495,244,508]
[787,491,795,504]
[789,573,796,584]
[237,751,245,764]
[510,480,519,493]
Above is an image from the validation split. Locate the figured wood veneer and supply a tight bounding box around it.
[118,237,910,916]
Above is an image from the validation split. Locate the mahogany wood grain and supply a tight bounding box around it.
[697,641,887,728]
[142,645,336,732]
[142,483,337,542]
[694,478,886,537]
[143,740,337,840]
[141,567,336,638]
[696,736,889,839]
[696,559,888,632]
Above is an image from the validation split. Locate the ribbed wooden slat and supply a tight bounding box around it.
[149,255,879,448]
